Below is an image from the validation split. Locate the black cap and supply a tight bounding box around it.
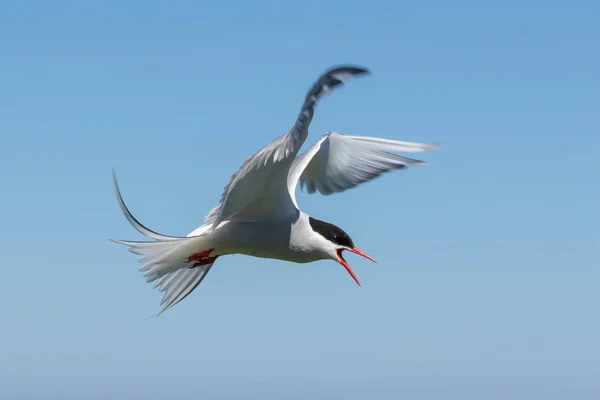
[309,217,354,249]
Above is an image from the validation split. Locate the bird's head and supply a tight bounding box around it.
[308,217,377,286]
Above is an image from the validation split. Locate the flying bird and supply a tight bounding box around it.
[112,65,439,314]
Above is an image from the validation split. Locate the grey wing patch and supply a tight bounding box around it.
[208,65,371,227]
[209,133,293,225]
[291,66,371,142]
[307,66,370,104]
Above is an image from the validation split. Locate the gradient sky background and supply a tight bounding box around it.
[1,1,599,399]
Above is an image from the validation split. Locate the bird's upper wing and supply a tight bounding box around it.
[205,66,370,229]
[287,132,439,207]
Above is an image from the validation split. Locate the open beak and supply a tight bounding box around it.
[336,247,378,287]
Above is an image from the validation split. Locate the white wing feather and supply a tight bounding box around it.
[288,132,439,204]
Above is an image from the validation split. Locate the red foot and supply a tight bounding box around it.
[191,256,218,267]
[188,249,218,267]
[189,249,214,261]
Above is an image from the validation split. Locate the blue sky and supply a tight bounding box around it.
[1,1,599,399]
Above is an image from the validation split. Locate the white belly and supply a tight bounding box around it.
[210,214,322,264]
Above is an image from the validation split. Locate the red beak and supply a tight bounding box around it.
[336,247,378,287]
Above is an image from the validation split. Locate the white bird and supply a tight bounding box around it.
[112,65,439,315]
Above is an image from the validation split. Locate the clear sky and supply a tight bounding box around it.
[1,1,598,399]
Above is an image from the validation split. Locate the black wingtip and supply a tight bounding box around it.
[323,64,371,77]
[305,65,371,103]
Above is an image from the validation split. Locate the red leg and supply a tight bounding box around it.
[187,249,218,267]
[188,249,215,261]
[192,256,218,267]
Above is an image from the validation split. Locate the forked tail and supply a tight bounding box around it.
[110,170,217,315]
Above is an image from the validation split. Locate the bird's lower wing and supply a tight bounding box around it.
[288,132,439,203]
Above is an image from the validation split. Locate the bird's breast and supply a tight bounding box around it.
[211,217,321,263]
